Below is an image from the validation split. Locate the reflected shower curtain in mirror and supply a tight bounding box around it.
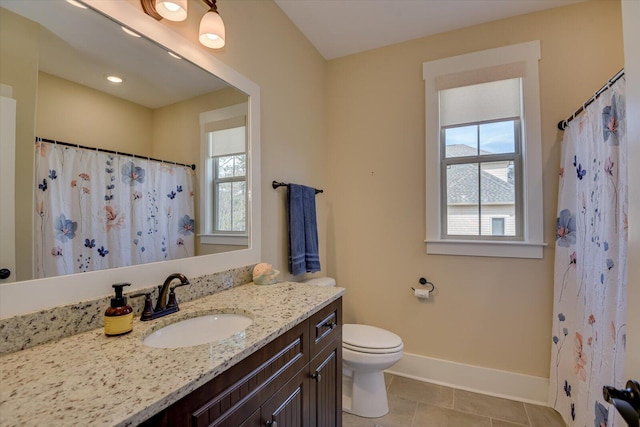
[549,78,627,426]
[34,141,195,278]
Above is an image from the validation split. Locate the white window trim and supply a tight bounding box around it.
[199,233,248,246]
[423,41,546,259]
[200,102,249,246]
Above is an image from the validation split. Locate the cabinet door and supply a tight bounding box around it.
[262,368,310,427]
[309,341,342,427]
[239,408,262,427]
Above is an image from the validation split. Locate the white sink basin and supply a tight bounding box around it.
[143,313,253,348]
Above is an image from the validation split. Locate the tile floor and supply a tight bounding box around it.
[342,374,567,427]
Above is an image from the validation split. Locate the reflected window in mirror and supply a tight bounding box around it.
[200,103,248,246]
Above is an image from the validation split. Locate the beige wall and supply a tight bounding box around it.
[37,72,154,154]
[0,9,38,282]
[326,0,624,377]
[219,0,329,274]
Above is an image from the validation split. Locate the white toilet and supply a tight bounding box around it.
[303,277,404,418]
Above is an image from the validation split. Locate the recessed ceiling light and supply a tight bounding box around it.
[106,75,124,84]
[65,0,87,9]
[168,51,182,59]
[121,26,141,38]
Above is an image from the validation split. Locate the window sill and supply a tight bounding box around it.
[199,234,248,246]
[425,239,547,259]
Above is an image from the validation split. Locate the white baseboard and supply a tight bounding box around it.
[386,352,549,406]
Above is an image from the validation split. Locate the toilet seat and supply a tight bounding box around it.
[343,324,404,354]
[343,342,404,354]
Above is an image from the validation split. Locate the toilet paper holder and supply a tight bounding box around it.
[411,277,435,293]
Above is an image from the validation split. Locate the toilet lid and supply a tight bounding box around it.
[343,324,403,353]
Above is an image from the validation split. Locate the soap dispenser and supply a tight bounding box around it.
[104,283,134,336]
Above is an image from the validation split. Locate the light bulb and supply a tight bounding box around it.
[164,2,181,12]
[106,75,124,84]
[155,0,187,21]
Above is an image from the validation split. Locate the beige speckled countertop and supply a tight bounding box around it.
[0,282,345,427]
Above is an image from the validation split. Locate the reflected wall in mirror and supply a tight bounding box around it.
[0,0,250,282]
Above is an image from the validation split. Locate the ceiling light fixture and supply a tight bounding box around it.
[155,0,188,21]
[199,1,225,49]
[65,0,88,9]
[121,26,142,38]
[141,0,225,49]
[106,75,125,84]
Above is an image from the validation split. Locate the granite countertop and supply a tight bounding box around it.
[0,282,345,427]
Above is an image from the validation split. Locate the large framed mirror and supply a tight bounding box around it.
[0,0,261,317]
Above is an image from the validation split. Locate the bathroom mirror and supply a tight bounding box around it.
[0,0,261,316]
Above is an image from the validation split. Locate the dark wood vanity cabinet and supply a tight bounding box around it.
[141,298,342,427]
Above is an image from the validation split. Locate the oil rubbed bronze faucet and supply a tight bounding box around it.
[156,273,190,312]
[131,273,191,321]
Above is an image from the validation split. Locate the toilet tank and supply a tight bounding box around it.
[303,277,336,287]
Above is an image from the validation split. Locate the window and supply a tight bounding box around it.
[441,79,522,239]
[423,41,545,258]
[200,103,248,245]
[492,218,505,236]
[210,127,246,233]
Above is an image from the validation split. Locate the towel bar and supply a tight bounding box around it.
[272,180,323,194]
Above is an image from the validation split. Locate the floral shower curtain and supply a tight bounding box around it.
[34,141,195,278]
[550,78,627,426]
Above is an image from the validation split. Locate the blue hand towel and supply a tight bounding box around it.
[287,184,321,275]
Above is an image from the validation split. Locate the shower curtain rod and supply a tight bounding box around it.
[557,68,625,131]
[36,137,196,170]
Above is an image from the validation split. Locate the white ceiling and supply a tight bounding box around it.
[274,0,585,60]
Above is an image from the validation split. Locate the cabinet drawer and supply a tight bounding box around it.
[309,299,342,356]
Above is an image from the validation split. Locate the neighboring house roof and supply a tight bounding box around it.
[445,144,492,157]
[445,144,514,204]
